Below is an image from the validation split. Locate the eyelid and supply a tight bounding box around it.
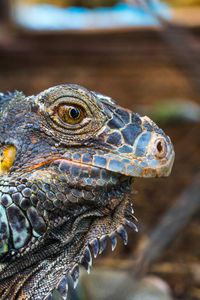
[50,97,88,110]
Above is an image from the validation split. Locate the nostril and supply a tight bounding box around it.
[157,141,163,153]
[154,138,167,159]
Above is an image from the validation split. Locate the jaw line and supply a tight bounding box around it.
[20,153,173,179]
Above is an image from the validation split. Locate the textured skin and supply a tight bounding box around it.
[0,85,174,300]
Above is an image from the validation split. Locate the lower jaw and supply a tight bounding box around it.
[41,184,137,261]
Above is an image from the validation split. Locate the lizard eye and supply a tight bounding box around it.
[58,104,85,125]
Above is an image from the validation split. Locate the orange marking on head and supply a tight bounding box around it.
[24,157,60,172]
[0,145,16,174]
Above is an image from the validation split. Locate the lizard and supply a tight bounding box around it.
[0,84,175,300]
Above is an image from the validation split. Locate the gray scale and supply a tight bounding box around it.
[12,192,23,205]
[55,183,64,193]
[72,152,81,162]
[31,183,38,193]
[126,164,143,175]
[111,160,125,174]
[96,179,105,187]
[22,187,32,198]
[121,123,142,146]
[82,190,93,201]
[0,204,10,255]
[71,189,83,198]
[106,131,123,146]
[1,186,9,194]
[53,199,62,208]
[6,204,31,250]
[1,194,13,207]
[30,195,38,206]
[55,192,65,202]
[19,197,31,210]
[135,132,152,156]
[17,184,26,192]
[8,187,18,194]
[27,207,47,235]
[67,193,77,203]
[43,200,54,211]
[37,191,47,203]
[93,156,107,168]
[82,153,93,164]
[46,191,56,201]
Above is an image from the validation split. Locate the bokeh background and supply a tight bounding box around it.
[0,1,200,299]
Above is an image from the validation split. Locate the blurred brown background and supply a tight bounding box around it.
[0,1,200,299]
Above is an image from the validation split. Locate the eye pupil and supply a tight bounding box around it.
[69,107,80,119]
[57,104,84,125]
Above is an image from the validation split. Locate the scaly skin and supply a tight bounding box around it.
[0,85,174,300]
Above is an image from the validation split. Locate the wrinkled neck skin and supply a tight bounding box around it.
[0,171,134,300]
[0,84,174,300]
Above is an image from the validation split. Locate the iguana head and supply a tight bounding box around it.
[0,84,174,299]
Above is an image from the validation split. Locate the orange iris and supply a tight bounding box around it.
[58,105,85,125]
